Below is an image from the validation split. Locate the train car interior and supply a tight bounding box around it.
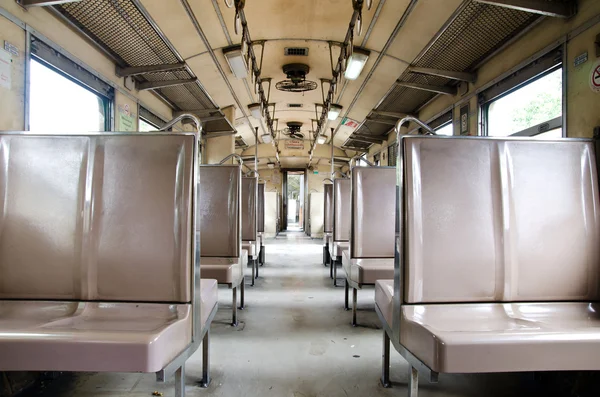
[1,0,600,396]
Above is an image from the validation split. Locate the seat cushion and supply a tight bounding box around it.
[401,302,600,373]
[375,280,393,326]
[200,250,247,286]
[200,279,218,329]
[329,241,349,258]
[242,241,258,259]
[0,300,192,373]
[342,250,394,285]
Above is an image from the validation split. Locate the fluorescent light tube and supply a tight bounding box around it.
[248,103,261,119]
[261,133,273,144]
[317,135,327,144]
[223,45,248,79]
[344,48,370,80]
[328,104,343,121]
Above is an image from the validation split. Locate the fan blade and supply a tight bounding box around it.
[224,0,233,8]
[367,0,373,10]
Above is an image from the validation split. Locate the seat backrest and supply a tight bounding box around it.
[0,134,196,303]
[402,137,600,304]
[257,183,265,233]
[242,177,257,241]
[324,184,333,233]
[333,178,351,242]
[198,165,241,258]
[351,167,395,258]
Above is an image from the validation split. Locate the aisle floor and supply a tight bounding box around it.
[26,231,540,397]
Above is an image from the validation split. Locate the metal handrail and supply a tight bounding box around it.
[159,113,202,133]
[218,154,244,165]
[349,154,375,168]
[394,116,436,139]
[245,170,260,177]
[332,170,349,179]
[323,178,334,184]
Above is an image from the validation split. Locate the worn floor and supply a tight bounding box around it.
[23,231,584,396]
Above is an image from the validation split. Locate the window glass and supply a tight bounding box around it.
[487,68,562,137]
[435,123,453,136]
[139,118,158,132]
[30,59,107,133]
[388,143,397,167]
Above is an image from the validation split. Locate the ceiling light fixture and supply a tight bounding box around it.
[223,45,248,79]
[261,133,273,144]
[317,135,327,144]
[328,104,343,121]
[344,47,370,80]
[248,103,261,119]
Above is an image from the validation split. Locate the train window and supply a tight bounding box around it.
[29,36,113,132]
[30,59,108,133]
[435,122,453,136]
[357,154,370,166]
[139,106,167,131]
[374,152,381,166]
[139,118,158,132]
[388,143,397,167]
[430,111,453,136]
[481,47,563,138]
[486,69,562,137]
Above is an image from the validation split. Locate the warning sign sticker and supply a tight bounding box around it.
[591,59,600,93]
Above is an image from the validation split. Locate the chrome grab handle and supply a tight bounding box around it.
[159,113,202,133]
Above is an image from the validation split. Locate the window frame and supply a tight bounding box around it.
[479,46,565,138]
[27,34,114,132]
[139,105,167,131]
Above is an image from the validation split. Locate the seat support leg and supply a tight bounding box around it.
[239,279,245,309]
[344,279,349,310]
[323,246,328,266]
[381,331,391,388]
[330,255,334,278]
[199,330,211,388]
[409,365,418,397]
[175,363,185,397]
[333,259,338,287]
[352,287,357,326]
[260,245,265,265]
[256,256,259,278]
[232,287,238,326]
[251,260,255,287]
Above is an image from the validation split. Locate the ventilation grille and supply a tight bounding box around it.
[287,103,304,108]
[346,0,542,148]
[53,0,219,114]
[284,47,309,56]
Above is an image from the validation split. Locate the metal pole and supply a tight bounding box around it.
[330,127,335,178]
[255,127,259,173]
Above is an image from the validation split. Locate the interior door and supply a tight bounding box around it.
[282,170,288,231]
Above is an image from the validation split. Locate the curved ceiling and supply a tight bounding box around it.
[136,0,464,167]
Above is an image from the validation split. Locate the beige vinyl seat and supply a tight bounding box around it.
[329,178,350,286]
[323,183,334,266]
[242,176,260,285]
[199,165,247,327]
[0,133,216,396]
[376,135,600,396]
[342,167,395,326]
